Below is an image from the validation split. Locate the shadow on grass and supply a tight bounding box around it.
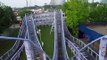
[0,28,19,56]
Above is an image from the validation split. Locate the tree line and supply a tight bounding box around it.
[0,5,16,33]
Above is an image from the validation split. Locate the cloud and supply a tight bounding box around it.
[0,0,50,7]
[0,0,101,7]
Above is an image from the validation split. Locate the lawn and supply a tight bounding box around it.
[0,28,19,56]
[38,26,74,59]
[38,26,54,58]
[67,46,74,59]
[20,51,27,60]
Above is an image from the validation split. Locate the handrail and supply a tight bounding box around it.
[74,38,99,56]
[66,38,87,60]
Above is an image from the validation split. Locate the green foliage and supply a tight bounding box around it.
[43,5,51,10]
[0,6,16,33]
[62,0,89,37]
[19,8,31,18]
[44,5,62,10]
[89,3,107,22]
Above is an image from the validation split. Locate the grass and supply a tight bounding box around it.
[20,51,27,60]
[0,28,19,56]
[67,46,74,59]
[39,26,54,58]
[39,26,74,59]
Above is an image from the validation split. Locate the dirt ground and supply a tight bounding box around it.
[88,25,107,35]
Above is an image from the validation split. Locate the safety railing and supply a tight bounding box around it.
[66,38,87,60]
[73,37,99,60]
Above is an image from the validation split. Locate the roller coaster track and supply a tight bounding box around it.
[52,10,69,60]
[24,15,45,60]
[0,10,107,60]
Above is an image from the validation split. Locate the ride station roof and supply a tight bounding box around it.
[79,25,103,41]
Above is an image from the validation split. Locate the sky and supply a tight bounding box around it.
[0,0,50,8]
[0,0,101,8]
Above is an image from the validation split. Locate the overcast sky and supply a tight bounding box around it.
[0,0,100,8]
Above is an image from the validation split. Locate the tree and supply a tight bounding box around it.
[62,0,89,37]
[0,6,16,33]
[19,8,31,18]
[89,3,107,22]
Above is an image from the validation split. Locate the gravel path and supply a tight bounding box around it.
[88,25,107,35]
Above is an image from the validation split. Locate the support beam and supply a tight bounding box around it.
[99,37,107,60]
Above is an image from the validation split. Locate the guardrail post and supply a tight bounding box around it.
[99,37,107,60]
